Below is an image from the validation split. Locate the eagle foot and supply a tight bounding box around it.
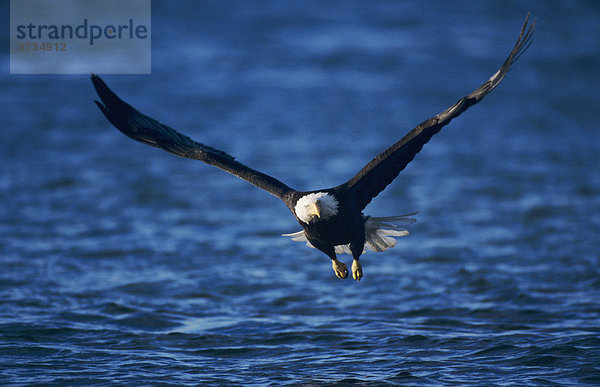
[331,259,348,279]
[352,259,363,281]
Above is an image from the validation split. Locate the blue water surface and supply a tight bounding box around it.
[2,1,600,385]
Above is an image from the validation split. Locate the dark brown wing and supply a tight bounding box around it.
[92,75,295,201]
[341,14,535,211]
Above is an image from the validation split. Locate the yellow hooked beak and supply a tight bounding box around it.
[310,201,321,218]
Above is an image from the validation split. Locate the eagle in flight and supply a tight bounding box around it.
[92,14,534,281]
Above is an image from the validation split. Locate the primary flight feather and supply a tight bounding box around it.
[92,14,535,281]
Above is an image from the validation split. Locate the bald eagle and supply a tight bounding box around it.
[92,15,534,281]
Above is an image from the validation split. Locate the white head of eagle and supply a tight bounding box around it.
[295,192,339,223]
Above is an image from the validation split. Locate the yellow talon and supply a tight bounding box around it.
[332,259,348,279]
[351,260,363,281]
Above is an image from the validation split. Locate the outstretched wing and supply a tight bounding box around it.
[341,14,535,211]
[92,74,295,201]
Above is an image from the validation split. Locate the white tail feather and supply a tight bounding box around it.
[282,213,417,255]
